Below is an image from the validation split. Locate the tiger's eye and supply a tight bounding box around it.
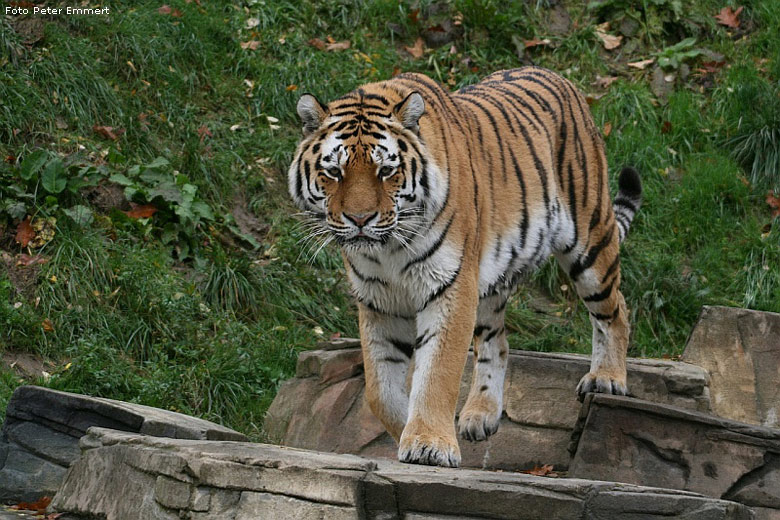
[378,166,395,179]
[327,167,342,180]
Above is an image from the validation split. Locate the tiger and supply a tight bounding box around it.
[288,66,642,468]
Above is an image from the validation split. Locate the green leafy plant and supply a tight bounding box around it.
[109,156,217,259]
[654,37,703,69]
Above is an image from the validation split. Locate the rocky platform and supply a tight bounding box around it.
[0,386,246,502]
[265,340,711,471]
[51,427,752,520]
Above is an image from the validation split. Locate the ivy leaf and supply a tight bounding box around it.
[41,159,67,194]
[20,150,49,181]
[64,205,94,227]
[109,173,134,186]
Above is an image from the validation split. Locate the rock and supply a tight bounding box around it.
[51,427,753,520]
[682,306,780,428]
[0,386,246,503]
[569,393,780,516]
[266,344,711,471]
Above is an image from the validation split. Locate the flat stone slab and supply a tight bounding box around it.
[682,305,780,428]
[569,394,780,515]
[265,343,711,471]
[0,386,246,503]
[51,427,752,519]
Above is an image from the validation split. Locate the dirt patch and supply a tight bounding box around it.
[83,182,129,213]
[231,194,268,246]
[1,350,53,380]
[1,252,42,299]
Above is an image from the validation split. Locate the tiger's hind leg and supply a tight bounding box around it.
[555,222,630,401]
[458,291,509,441]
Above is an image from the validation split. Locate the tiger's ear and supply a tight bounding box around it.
[394,92,425,133]
[297,94,328,135]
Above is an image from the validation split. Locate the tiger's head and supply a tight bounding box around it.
[288,84,446,251]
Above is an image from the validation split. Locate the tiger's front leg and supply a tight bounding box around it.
[398,263,478,468]
[359,305,415,441]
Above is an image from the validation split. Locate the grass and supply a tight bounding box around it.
[0,0,779,434]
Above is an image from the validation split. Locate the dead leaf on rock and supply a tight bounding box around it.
[595,22,622,50]
[715,6,743,29]
[15,217,35,248]
[404,37,425,58]
[522,464,559,477]
[628,58,655,70]
[11,496,52,513]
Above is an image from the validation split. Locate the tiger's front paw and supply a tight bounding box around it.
[398,429,461,468]
[458,404,500,442]
[576,371,627,402]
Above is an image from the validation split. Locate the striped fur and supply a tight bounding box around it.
[288,67,642,468]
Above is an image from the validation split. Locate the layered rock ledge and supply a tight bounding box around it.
[51,427,752,520]
[266,343,711,471]
[0,386,246,502]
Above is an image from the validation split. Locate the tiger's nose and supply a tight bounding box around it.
[343,212,376,227]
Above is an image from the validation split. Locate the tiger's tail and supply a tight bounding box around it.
[613,167,642,243]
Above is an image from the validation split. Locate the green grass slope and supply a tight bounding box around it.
[1,0,778,438]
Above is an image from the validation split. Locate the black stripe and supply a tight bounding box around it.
[484,327,502,342]
[568,225,615,282]
[349,262,388,286]
[402,214,454,272]
[473,324,490,337]
[418,260,462,311]
[591,306,619,321]
[388,338,415,358]
[583,277,616,302]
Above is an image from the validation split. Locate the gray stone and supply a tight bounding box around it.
[266,345,711,471]
[0,385,246,503]
[235,491,357,520]
[569,394,780,512]
[50,427,752,520]
[154,475,193,510]
[682,306,780,428]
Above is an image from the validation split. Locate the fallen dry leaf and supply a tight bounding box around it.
[326,40,350,51]
[696,60,726,74]
[602,121,612,138]
[661,120,672,134]
[286,84,298,91]
[767,192,780,218]
[41,319,54,333]
[11,496,52,513]
[392,66,402,77]
[240,40,260,50]
[16,254,48,267]
[157,5,171,14]
[307,38,350,52]
[595,22,622,50]
[93,125,125,141]
[592,75,619,89]
[715,6,743,29]
[15,217,35,248]
[408,8,420,24]
[404,37,425,58]
[308,38,327,50]
[123,204,158,219]
[5,154,16,163]
[524,38,551,49]
[522,464,559,477]
[197,125,212,144]
[628,58,655,70]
